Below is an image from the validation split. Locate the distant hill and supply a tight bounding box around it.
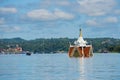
[0,37,25,43]
[0,37,120,53]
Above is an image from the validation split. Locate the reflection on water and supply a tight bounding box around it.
[78,57,93,80]
[68,56,93,80]
[79,58,86,80]
[79,58,85,80]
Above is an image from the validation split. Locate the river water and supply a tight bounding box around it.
[0,53,120,80]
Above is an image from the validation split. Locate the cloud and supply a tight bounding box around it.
[56,1,70,6]
[86,19,98,26]
[77,0,116,16]
[0,7,17,14]
[54,9,74,19]
[39,0,70,8]
[86,16,118,27]
[27,9,74,20]
[104,17,118,23]
[0,25,21,32]
[44,0,70,5]
[0,18,5,24]
[13,26,21,31]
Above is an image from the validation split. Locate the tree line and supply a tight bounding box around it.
[0,37,120,53]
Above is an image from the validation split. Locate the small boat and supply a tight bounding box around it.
[26,51,31,56]
[68,29,93,57]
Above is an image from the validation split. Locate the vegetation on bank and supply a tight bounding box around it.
[0,38,120,53]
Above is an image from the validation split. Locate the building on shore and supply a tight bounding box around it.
[0,44,23,54]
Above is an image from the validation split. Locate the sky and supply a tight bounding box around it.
[0,0,120,40]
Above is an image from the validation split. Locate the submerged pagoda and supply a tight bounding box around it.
[68,29,93,57]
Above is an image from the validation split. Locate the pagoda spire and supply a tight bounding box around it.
[79,28,82,37]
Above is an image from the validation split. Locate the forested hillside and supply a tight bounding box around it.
[0,38,120,53]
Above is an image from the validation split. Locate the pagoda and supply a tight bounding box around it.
[68,29,93,57]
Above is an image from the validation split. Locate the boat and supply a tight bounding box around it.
[26,51,32,56]
[68,29,93,57]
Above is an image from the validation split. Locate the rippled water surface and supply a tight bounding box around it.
[0,53,120,80]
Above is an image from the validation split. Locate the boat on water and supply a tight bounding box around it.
[26,51,32,56]
[68,29,93,57]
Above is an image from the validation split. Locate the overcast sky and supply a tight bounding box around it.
[0,0,120,40]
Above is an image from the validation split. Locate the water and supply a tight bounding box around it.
[0,53,120,80]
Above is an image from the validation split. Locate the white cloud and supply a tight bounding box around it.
[27,9,74,20]
[27,9,53,20]
[39,0,70,7]
[104,17,118,23]
[86,16,118,27]
[54,9,74,19]
[0,25,21,32]
[0,7,17,14]
[52,0,70,6]
[57,1,70,6]
[86,19,98,26]
[77,0,116,16]
[13,26,21,31]
[0,18,5,24]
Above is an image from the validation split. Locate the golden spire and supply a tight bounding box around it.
[79,28,82,37]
